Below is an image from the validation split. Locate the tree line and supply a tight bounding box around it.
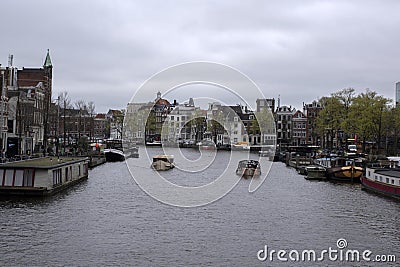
[316,88,400,155]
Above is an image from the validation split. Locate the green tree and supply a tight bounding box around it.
[346,90,390,153]
[315,96,344,149]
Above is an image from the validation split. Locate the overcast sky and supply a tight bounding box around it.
[1,0,400,113]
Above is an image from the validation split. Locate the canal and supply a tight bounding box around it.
[1,148,399,266]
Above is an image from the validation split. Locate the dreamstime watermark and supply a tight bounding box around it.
[257,238,397,263]
[124,62,276,207]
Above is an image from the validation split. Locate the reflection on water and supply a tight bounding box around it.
[0,148,399,266]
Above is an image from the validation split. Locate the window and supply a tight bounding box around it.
[386,178,389,183]
[391,179,394,185]
[14,170,24,186]
[4,169,13,186]
[53,169,62,186]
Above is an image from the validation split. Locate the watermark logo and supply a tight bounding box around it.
[257,238,397,263]
[123,62,276,207]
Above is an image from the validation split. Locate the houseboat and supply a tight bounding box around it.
[315,157,363,182]
[104,139,125,162]
[361,166,400,199]
[236,160,261,178]
[152,155,175,171]
[0,157,89,196]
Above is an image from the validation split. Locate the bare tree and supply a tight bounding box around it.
[58,91,71,153]
[86,101,96,142]
[74,100,87,139]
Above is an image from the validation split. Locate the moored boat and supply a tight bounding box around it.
[152,155,175,171]
[236,160,261,178]
[361,166,400,199]
[315,157,362,182]
[146,141,162,147]
[0,157,89,196]
[305,166,326,180]
[104,139,125,162]
[104,148,125,162]
[198,140,216,150]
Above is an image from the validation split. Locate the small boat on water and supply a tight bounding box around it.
[146,141,162,147]
[104,140,125,162]
[198,140,216,150]
[361,166,400,199]
[236,160,261,178]
[305,166,326,180]
[315,157,363,182]
[152,155,175,171]
[124,146,139,158]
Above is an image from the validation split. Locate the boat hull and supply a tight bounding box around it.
[104,149,125,162]
[236,168,261,178]
[326,166,362,182]
[361,176,400,199]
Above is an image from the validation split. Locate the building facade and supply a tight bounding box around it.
[303,100,322,146]
[275,105,294,146]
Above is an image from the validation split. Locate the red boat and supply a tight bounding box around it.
[361,167,400,199]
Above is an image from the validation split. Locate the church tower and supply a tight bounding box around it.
[43,49,53,97]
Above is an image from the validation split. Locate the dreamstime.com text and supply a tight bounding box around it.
[257,239,396,263]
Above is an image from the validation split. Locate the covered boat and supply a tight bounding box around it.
[236,160,261,178]
[104,139,125,162]
[315,157,363,182]
[152,155,175,171]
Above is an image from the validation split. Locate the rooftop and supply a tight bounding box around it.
[0,157,88,169]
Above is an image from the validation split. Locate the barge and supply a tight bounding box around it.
[0,157,89,196]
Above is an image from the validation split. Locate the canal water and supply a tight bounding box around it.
[0,148,399,266]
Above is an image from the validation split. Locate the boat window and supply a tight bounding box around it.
[374,175,378,181]
[53,169,62,186]
[386,178,389,183]
[368,171,370,177]
[0,169,3,186]
[380,177,382,182]
[23,169,34,187]
[14,170,24,186]
[391,179,394,184]
[4,169,14,186]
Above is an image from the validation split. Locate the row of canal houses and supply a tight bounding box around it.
[0,52,124,158]
[125,92,324,148]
